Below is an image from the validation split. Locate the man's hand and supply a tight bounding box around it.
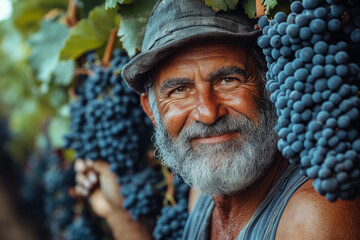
[74,159,154,240]
[74,159,123,219]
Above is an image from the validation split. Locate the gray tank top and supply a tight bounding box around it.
[182,164,309,240]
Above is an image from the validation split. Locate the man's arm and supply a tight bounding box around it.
[75,160,154,240]
[276,180,360,240]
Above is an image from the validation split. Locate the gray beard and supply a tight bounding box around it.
[149,92,278,196]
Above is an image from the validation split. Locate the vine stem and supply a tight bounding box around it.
[102,29,118,68]
[66,0,77,27]
[161,165,177,206]
[256,0,265,17]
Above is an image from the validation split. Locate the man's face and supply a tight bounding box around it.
[141,40,278,195]
[152,40,261,140]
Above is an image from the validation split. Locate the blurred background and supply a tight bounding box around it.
[0,0,159,239]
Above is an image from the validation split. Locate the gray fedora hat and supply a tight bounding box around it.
[122,0,261,94]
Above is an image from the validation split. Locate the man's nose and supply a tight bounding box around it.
[192,89,228,125]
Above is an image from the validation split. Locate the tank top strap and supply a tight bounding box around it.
[182,193,214,240]
[237,164,309,240]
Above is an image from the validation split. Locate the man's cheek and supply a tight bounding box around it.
[162,104,193,137]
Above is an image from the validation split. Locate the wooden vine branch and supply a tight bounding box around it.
[102,29,119,68]
[66,0,78,27]
[44,9,63,20]
[256,0,265,17]
[166,173,175,201]
[160,165,176,206]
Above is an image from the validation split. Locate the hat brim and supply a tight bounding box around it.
[122,27,261,94]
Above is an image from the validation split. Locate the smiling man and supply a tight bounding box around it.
[143,40,279,198]
[119,0,360,239]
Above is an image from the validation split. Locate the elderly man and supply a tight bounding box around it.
[76,0,360,239]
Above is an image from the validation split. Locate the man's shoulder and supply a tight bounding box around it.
[276,180,360,240]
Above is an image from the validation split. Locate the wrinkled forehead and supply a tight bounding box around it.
[151,39,255,86]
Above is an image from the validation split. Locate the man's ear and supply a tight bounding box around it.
[140,93,157,127]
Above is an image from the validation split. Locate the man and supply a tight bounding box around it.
[76,0,360,239]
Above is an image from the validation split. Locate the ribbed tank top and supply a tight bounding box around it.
[182,164,309,240]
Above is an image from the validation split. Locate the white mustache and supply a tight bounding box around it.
[177,114,256,143]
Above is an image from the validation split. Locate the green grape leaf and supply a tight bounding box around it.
[48,116,69,148]
[241,0,256,18]
[117,0,157,57]
[105,0,134,9]
[28,20,75,85]
[203,0,239,11]
[60,5,120,60]
[262,0,277,15]
[7,97,53,162]
[11,0,68,35]
[53,60,76,86]
[0,20,27,62]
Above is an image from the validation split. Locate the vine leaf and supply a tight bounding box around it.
[241,0,256,18]
[53,60,76,85]
[48,116,69,148]
[117,0,156,57]
[262,0,277,15]
[11,0,68,35]
[28,20,74,85]
[203,0,239,11]
[60,5,120,60]
[105,0,134,9]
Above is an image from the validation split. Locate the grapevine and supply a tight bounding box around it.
[257,0,360,201]
[63,49,153,181]
[153,177,190,240]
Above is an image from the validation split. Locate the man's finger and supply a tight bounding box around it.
[88,170,98,184]
[76,173,91,189]
[74,159,86,173]
[75,185,89,197]
[91,160,115,178]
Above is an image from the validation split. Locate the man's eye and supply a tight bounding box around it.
[221,77,238,84]
[173,86,188,93]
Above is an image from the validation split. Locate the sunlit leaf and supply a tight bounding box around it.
[117,0,157,57]
[28,20,74,85]
[48,116,69,148]
[8,97,53,161]
[53,60,76,86]
[11,0,68,35]
[106,0,120,9]
[262,0,277,15]
[60,5,120,60]
[0,20,29,62]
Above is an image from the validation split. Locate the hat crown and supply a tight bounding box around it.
[142,0,254,52]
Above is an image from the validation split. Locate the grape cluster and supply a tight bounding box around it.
[64,49,168,221]
[42,154,76,237]
[257,0,360,201]
[153,177,190,240]
[173,176,191,201]
[65,211,102,240]
[121,167,165,220]
[63,49,153,181]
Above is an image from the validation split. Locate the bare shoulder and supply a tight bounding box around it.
[276,180,360,240]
